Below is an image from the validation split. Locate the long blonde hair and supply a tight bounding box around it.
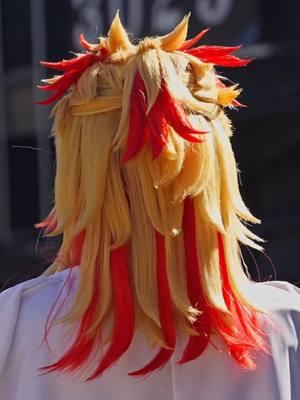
[37,13,267,380]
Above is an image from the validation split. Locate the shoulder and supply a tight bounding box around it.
[256,281,300,396]
[0,269,77,376]
[0,268,77,309]
[254,280,300,313]
[0,269,75,310]
[0,268,79,324]
[251,280,300,329]
[1,269,69,294]
[251,281,300,352]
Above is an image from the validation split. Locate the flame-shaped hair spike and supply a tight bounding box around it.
[37,51,108,105]
[185,45,251,67]
[179,27,211,51]
[79,33,102,52]
[216,78,246,107]
[159,14,190,51]
[107,11,134,53]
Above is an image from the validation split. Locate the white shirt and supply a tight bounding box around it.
[0,269,299,400]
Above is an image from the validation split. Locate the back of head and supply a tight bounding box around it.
[37,12,267,380]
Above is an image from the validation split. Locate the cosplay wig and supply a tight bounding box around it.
[37,12,268,380]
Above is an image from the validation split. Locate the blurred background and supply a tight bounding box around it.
[0,0,299,288]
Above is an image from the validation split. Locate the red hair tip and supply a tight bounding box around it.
[232,100,247,108]
[79,33,101,52]
[245,57,255,64]
[179,27,212,51]
[79,33,90,50]
[40,60,57,68]
[122,149,138,164]
[35,99,51,105]
[128,348,174,377]
[37,85,52,92]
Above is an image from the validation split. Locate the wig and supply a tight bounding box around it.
[37,12,268,380]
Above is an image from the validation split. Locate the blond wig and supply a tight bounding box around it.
[37,12,268,380]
